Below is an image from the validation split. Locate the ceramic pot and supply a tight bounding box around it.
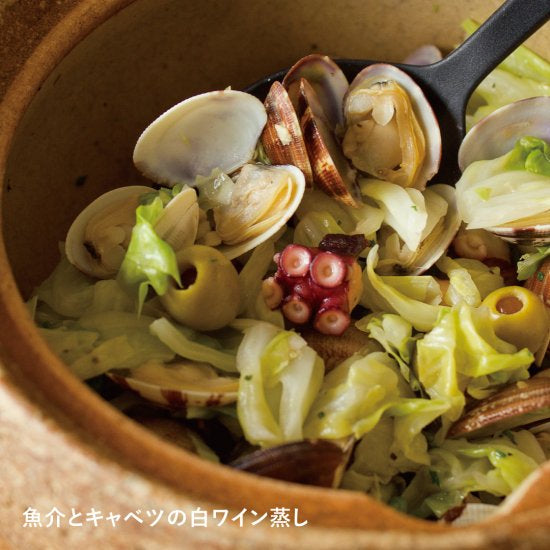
[1,1,549,548]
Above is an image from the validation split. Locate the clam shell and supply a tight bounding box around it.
[65,185,152,278]
[260,81,313,186]
[230,437,354,488]
[133,90,267,186]
[458,97,550,171]
[448,376,550,439]
[282,54,349,132]
[153,187,199,253]
[108,360,239,409]
[486,212,550,247]
[214,163,306,260]
[299,79,360,207]
[345,64,441,190]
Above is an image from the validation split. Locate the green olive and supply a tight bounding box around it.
[160,245,240,331]
[481,286,549,353]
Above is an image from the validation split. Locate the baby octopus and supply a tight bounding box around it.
[262,235,365,335]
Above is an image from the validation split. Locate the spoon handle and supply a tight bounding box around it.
[422,0,550,133]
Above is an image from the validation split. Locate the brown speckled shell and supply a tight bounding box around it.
[2,1,550,548]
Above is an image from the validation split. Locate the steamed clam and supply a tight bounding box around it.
[133,90,267,187]
[282,54,349,133]
[261,81,313,186]
[65,185,152,278]
[343,64,441,191]
[66,185,200,278]
[214,163,306,259]
[230,437,354,488]
[298,78,360,207]
[457,97,550,246]
[109,359,239,408]
[364,183,461,275]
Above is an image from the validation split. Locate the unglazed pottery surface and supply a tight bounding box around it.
[1,1,549,548]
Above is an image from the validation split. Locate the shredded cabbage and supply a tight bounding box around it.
[118,196,181,312]
[235,322,324,447]
[415,304,533,435]
[361,246,443,332]
[456,138,550,229]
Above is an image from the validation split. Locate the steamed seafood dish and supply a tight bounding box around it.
[30,20,550,523]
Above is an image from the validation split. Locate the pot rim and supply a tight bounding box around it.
[0,0,549,541]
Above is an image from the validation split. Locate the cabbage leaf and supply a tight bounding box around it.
[415,304,533,435]
[235,322,324,447]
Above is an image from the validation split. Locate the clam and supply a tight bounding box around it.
[457,98,550,246]
[66,186,200,278]
[214,163,306,259]
[298,78,360,207]
[260,81,313,186]
[230,437,354,488]
[448,375,550,439]
[153,186,199,253]
[342,64,441,190]
[108,359,239,408]
[375,184,461,275]
[458,97,550,171]
[282,54,349,133]
[133,90,267,186]
[65,185,152,278]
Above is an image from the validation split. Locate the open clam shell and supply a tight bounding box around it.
[486,212,550,248]
[153,186,199,253]
[108,360,239,409]
[343,63,441,191]
[458,97,550,171]
[375,184,461,275]
[133,90,267,186]
[230,437,354,488]
[458,97,550,246]
[282,54,349,133]
[65,185,152,278]
[298,79,360,207]
[214,163,306,260]
[448,375,550,439]
[260,81,313,186]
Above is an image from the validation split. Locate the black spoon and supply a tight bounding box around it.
[246,0,550,183]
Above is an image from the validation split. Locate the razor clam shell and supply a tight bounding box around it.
[346,63,441,190]
[230,437,354,488]
[282,54,349,132]
[299,79,360,207]
[261,81,313,186]
[458,97,550,171]
[133,90,267,186]
[216,164,306,260]
[448,376,550,439]
[65,185,153,278]
[108,362,239,409]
